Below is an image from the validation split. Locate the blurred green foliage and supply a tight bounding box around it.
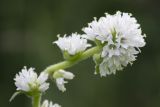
[0,0,160,107]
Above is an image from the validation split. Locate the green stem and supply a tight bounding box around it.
[32,94,41,107]
[44,46,102,74]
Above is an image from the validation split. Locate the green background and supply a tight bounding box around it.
[0,0,160,107]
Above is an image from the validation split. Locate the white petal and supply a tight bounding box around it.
[58,69,75,80]
[37,72,48,84]
[41,100,49,107]
[56,78,67,92]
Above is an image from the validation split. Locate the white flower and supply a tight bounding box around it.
[41,100,61,107]
[55,78,67,92]
[14,66,49,92]
[54,33,91,55]
[54,70,74,92]
[83,11,146,76]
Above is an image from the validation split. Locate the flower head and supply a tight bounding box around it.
[83,11,146,76]
[14,66,49,92]
[53,69,74,92]
[54,33,91,55]
[41,100,61,107]
[83,11,145,46]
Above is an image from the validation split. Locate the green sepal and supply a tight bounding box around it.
[94,39,106,49]
[63,51,71,60]
[69,52,82,62]
[27,91,41,97]
[9,91,21,102]
[95,64,100,74]
[93,53,102,74]
[26,84,42,97]
[111,28,117,43]
[53,71,63,79]
[94,39,102,46]
[63,51,83,62]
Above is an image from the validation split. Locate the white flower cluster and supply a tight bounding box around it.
[41,100,61,107]
[83,11,146,76]
[14,66,49,92]
[54,33,91,55]
[53,69,74,92]
[12,11,146,107]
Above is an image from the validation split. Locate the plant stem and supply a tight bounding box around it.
[44,46,102,74]
[32,94,41,107]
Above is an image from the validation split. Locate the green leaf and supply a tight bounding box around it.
[9,91,21,102]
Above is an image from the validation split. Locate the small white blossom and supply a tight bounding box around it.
[54,70,74,92]
[41,100,61,107]
[83,11,146,76]
[14,66,49,92]
[54,33,91,55]
[55,78,67,92]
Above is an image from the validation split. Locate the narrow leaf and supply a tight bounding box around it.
[9,91,21,102]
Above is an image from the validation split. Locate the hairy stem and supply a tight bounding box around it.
[32,94,41,107]
[44,46,102,74]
